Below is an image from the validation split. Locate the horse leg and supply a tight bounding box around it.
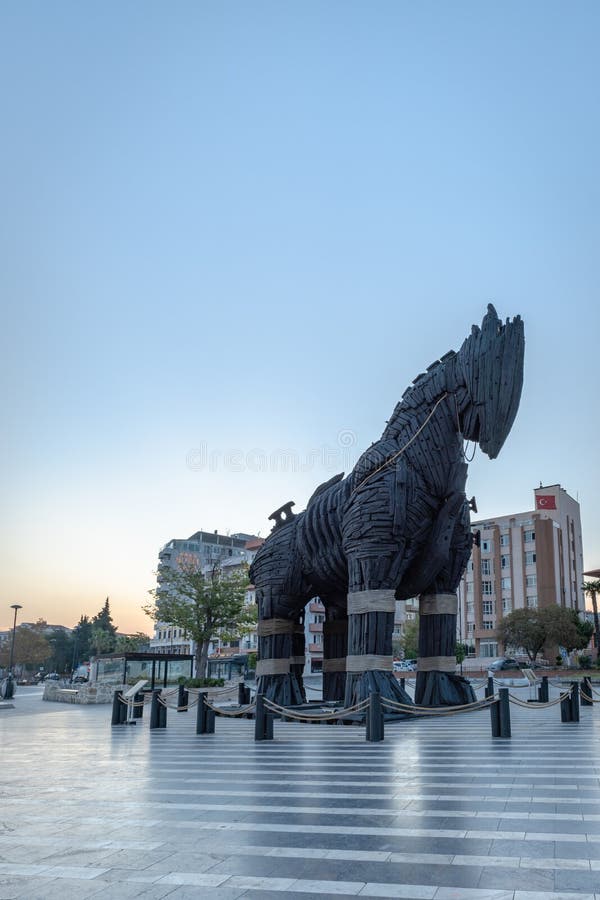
[255,587,307,706]
[321,597,348,702]
[415,504,476,706]
[343,555,413,709]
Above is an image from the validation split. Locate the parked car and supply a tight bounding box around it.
[394,659,417,672]
[43,673,61,681]
[488,658,520,673]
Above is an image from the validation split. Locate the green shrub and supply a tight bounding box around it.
[579,655,592,670]
[184,677,225,688]
[555,655,563,666]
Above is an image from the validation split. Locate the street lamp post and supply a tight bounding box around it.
[4,604,22,700]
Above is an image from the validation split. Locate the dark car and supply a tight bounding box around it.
[488,658,520,672]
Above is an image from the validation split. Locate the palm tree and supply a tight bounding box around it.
[583,580,600,656]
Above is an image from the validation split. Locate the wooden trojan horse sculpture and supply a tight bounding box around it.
[249,305,524,708]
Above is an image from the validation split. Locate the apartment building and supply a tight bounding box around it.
[150,529,260,657]
[459,484,584,658]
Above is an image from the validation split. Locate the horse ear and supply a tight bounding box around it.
[481,303,500,335]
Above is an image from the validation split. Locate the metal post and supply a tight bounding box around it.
[366,691,384,742]
[8,604,22,679]
[538,675,549,703]
[498,687,511,738]
[111,690,123,726]
[254,693,273,741]
[570,681,580,722]
[581,676,592,707]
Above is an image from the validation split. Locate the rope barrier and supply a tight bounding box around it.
[156,694,200,711]
[117,695,147,708]
[203,699,256,717]
[262,697,370,722]
[507,691,571,709]
[380,695,497,716]
[579,690,600,704]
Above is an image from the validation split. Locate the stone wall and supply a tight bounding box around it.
[43,681,120,704]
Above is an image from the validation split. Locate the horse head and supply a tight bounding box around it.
[455,304,524,459]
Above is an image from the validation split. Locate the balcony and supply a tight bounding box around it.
[307,643,323,655]
[309,601,325,613]
[309,622,323,633]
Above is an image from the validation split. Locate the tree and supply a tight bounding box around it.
[583,580,600,653]
[72,615,94,664]
[114,632,151,653]
[45,628,75,674]
[496,608,546,661]
[0,626,51,672]
[144,560,252,678]
[498,606,593,662]
[400,615,419,660]
[90,626,117,655]
[92,598,117,639]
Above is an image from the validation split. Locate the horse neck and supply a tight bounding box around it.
[380,372,465,491]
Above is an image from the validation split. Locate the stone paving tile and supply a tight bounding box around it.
[5,686,600,899]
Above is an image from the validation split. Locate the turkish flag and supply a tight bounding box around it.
[536,494,557,510]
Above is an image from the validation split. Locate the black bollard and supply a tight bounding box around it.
[111,690,123,726]
[254,693,273,741]
[132,691,144,719]
[238,681,249,705]
[581,677,592,707]
[485,676,494,699]
[159,695,167,728]
[177,684,189,712]
[498,687,511,738]
[537,676,549,703]
[196,694,215,734]
[570,681,580,722]
[560,690,572,722]
[490,694,500,737]
[150,690,164,729]
[366,691,384,742]
[400,677,405,692]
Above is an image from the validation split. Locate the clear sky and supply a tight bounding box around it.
[1,2,599,633]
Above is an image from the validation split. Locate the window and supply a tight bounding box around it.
[502,598,511,613]
[524,530,535,543]
[481,540,493,552]
[482,600,494,616]
[501,577,511,590]
[525,551,536,565]
[467,622,475,633]
[526,574,537,588]
[527,595,538,608]
[481,559,492,576]
[500,533,510,547]
[482,581,493,595]
[481,641,498,657]
[483,621,495,630]
[501,554,510,569]
[466,581,473,594]
[466,601,474,616]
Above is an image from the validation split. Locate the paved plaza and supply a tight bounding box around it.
[2,684,600,899]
